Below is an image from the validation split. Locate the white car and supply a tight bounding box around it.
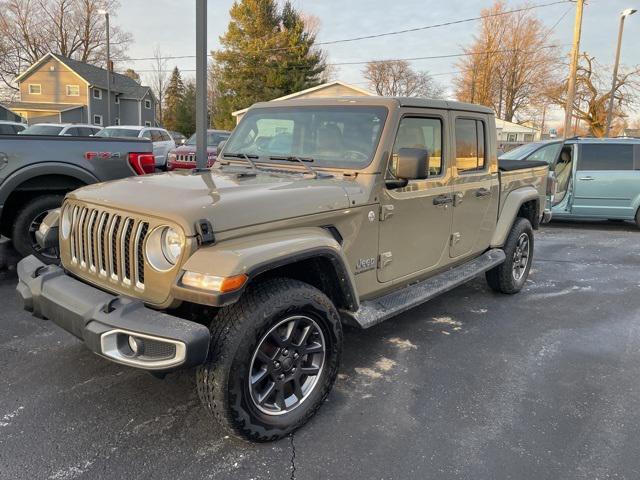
[0,120,27,135]
[19,123,102,137]
[96,126,176,168]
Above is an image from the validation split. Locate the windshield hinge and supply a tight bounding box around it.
[195,219,215,245]
[380,204,395,221]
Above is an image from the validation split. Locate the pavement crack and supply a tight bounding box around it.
[289,432,297,480]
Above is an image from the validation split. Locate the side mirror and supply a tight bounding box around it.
[395,148,428,180]
[217,140,226,153]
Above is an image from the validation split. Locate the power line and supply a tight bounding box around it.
[123,0,572,62]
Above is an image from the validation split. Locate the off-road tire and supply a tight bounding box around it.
[635,208,640,229]
[196,278,343,442]
[486,217,534,294]
[11,194,64,263]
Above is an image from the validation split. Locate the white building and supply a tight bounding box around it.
[495,118,541,143]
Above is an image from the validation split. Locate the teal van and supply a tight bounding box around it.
[500,138,640,227]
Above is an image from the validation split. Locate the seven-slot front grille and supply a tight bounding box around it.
[68,205,150,289]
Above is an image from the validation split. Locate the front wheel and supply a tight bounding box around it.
[486,217,534,294]
[11,194,64,263]
[196,278,343,442]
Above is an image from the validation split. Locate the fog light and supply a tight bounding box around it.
[181,272,248,293]
[128,336,144,356]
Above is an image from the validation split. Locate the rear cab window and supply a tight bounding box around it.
[455,118,486,173]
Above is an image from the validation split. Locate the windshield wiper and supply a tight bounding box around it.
[269,156,322,179]
[222,153,259,172]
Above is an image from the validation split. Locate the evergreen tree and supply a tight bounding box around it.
[212,0,326,129]
[176,82,197,137]
[163,67,185,131]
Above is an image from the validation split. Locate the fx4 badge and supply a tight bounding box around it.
[355,257,376,275]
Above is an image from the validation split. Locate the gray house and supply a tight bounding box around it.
[0,104,23,122]
[9,53,156,127]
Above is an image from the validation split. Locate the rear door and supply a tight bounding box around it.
[449,114,499,259]
[377,110,454,283]
[572,143,637,218]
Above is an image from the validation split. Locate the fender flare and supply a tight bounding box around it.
[491,187,540,248]
[0,162,98,207]
[174,227,359,310]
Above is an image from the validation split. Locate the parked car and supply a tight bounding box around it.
[19,123,102,136]
[95,126,176,169]
[167,129,231,170]
[0,135,155,261]
[0,121,26,135]
[500,137,640,227]
[17,97,549,441]
[169,130,188,146]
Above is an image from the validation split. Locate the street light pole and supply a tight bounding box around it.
[195,0,208,172]
[563,0,585,139]
[99,9,111,127]
[604,8,636,137]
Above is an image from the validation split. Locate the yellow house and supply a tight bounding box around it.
[232,81,373,124]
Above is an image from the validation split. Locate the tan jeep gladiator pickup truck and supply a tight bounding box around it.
[17,97,550,441]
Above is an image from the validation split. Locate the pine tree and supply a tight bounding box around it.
[212,0,326,129]
[163,67,185,131]
[176,82,197,137]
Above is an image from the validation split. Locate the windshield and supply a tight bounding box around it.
[95,128,141,138]
[224,106,388,169]
[186,131,230,146]
[20,125,64,135]
[499,142,558,160]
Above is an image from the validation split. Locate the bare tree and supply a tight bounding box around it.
[149,45,169,125]
[363,60,444,98]
[0,0,132,92]
[454,1,561,122]
[547,53,639,137]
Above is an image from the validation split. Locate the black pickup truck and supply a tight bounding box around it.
[0,135,155,261]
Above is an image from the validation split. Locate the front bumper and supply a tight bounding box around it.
[16,255,211,372]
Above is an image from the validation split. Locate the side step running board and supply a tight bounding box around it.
[344,249,506,329]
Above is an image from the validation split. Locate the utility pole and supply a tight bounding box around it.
[605,9,637,137]
[195,0,208,171]
[98,10,112,127]
[563,0,585,138]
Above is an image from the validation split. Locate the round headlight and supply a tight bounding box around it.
[161,227,183,264]
[61,206,72,239]
[146,226,184,272]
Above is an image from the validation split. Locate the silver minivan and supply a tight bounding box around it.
[96,126,176,169]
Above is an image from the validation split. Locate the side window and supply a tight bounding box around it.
[0,125,14,135]
[64,128,79,136]
[579,144,634,171]
[527,143,562,165]
[455,118,486,173]
[150,130,163,142]
[161,131,171,141]
[142,130,152,140]
[390,117,443,178]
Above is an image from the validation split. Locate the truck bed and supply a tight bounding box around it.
[498,160,549,222]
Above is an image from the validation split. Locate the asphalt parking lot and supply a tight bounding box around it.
[1,221,639,480]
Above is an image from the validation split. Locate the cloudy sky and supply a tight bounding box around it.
[115,0,640,124]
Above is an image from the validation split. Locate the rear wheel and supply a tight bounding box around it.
[196,278,342,442]
[486,217,534,294]
[11,194,63,263]
[635,209,640,229]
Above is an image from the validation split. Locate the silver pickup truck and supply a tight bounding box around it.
[0,135,155,261]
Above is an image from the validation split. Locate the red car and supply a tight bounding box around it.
[167,129,231,170]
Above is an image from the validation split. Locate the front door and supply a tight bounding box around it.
[449,114,499,259]
[571,143,637,218]
[378,112,453,283]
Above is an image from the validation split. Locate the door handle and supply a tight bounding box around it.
[476,188,491,197]
[579,176,595,181]
[433,195,453,206]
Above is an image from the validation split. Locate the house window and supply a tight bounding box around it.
[115,117,120,125]
[28,84,42,95]
[115,95,120,104]
[507,133,517,142]
[66,85,80,96]
[144,99,152,109]
[93,88,102,100]
[524,134,534,142]
[144,121,152,127]
[93,115,103,126]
